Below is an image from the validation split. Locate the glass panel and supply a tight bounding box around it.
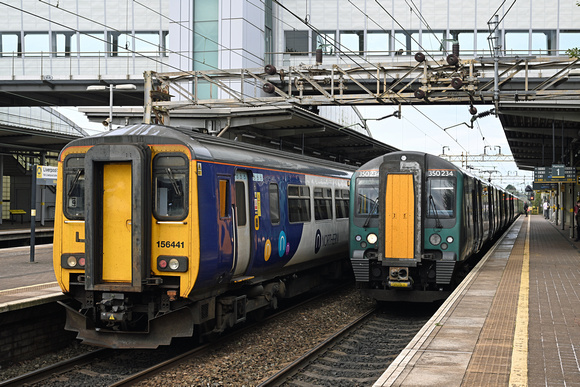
[561,31,580,51]
[285,30,309,54]
[269,183,280,224]
[335,189,349,219]
[79,33,104,56]
[314,186,332,220]
[356,178,379,216]
[235,181,246,226]
[367,32,389,54]
[531,32,548,54]
[411,32,444,55]
[505,32,528,55]
[64,156,85,219]
[340,31,363,53]
[24,33,50,56]
[394,32,409,55]
[288,184,311,223]
[154,155,188,220]
[315,32,335,54]
[219,179,229,218]
[134,32,160,56]
[427,178,455,218]
[1,33,20,56]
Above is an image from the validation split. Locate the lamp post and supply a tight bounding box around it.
[86,84,137,129]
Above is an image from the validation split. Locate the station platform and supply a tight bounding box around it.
[0,243,63,312]
[375,215,580,386]
[0,220,53,245]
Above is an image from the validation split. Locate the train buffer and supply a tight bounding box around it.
[9,209,26,224]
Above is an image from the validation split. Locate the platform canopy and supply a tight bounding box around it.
[498,101,580,171]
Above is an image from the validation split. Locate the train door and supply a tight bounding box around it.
[384,173,415,259]
[84,144,150,292]
[233,170,251,276]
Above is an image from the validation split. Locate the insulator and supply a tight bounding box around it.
[451,77,463,89]
[264,64,277,75]
[316,48,323,64]
[414,89,426,100]
[414,52,425,63]
[452,43,460,57]
[469,105,478,115]
[446,54,459,66]
[263,82,276,94]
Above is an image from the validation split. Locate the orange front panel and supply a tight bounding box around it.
[384,174,415,259]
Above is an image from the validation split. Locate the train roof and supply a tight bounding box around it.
[60,124,355,179]
[355,151,515,194]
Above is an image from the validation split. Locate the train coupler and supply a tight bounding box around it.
[98,293,132,326]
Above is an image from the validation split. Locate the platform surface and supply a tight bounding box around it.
[375,215,580,386]
[0,244,63,312]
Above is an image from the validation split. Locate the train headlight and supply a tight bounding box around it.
[61,254,86,269]
[157,256,188,272]
[355,235,362,242]
[446,236,454,244]
[429,233,442,246]
[169,259,180,270]
[367,233,378,244]
[67,256,77,268]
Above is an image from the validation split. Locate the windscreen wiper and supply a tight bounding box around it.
[166,167,182,196]
[67,169,84,196]
[363,197,379,228]
[429,194,443,229]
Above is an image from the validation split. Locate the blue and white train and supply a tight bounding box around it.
[53,124,355,348]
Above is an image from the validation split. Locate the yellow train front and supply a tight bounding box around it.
[53,124,353,348]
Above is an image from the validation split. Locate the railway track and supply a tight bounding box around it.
[258,305,435,386]
[1,285,371,386]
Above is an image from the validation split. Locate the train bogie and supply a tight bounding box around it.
[53,125,354,348]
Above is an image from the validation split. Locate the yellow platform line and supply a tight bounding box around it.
[509,215,530,386]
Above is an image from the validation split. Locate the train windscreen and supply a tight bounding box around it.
[356,177,379,217]
[427,178,455,218]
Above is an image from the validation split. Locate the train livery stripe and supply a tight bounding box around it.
[384,174,414,259]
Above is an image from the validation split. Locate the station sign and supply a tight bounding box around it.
[532,182,558,191]
[36,165,58,186]
[534,165,577,183]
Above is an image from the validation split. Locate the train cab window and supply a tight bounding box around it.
[355,177,379,217]
[288,185,311,223]
[335,189,349,219]
[427,178,455,218]
[269,183,280,225]
[153,154,188,220]
[314,187,332,220]
[64,155,85,219]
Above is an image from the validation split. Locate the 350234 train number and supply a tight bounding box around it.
[427,169,454,177]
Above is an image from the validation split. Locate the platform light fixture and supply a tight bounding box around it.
[86,84,137,130]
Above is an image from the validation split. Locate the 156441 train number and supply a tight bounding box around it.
[156,241,185,248]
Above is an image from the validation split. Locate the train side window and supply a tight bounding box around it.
[335,189,349,219]
[314,187,332,220]
[235,181,245,225]
[153,154,188,220]
[288,185,311,223]
[269,183,280,225]
[427,178,455,218]
[63,155,85,220]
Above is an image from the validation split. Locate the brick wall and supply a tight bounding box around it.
[0,302,76,367]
